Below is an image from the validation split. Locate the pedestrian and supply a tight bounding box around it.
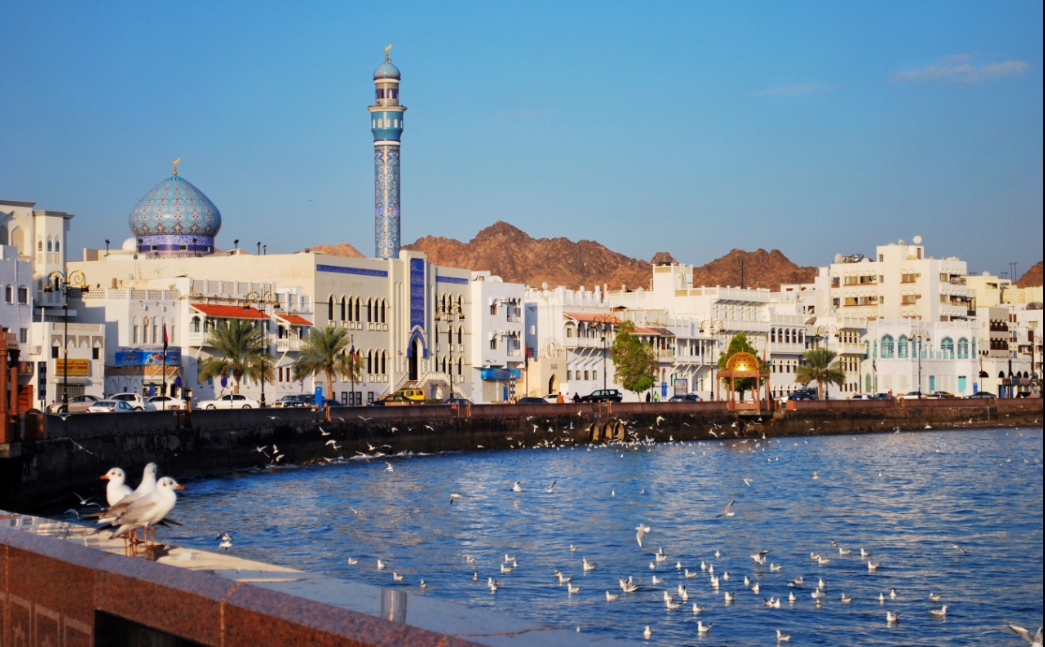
[646,392,652,403]
[556,393,564,404]
[573,393,581,404]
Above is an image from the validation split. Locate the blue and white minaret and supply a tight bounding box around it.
[370,47,407,259]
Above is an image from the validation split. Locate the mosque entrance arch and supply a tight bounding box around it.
[549,375,560,397]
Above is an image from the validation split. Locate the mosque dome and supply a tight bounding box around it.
[374,60,401,80]
[129,175,221,239]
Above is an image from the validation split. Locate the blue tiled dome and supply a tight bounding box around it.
[129,175,221,238]
[374,60,401,80]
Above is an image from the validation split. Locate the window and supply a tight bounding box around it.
[92,348,100,360]
[902,273,917,284]
[4,286,11,303]
[941,338,955,360]
[52,346,59,359]
[958,338,970,359]
[55,239,61,253]
[898,336,909,359]
[328,297,335,321]
[490,337,498,350]
[902,295,918,305]
[490,302,498,316]
[17,287,27,304]
[881,335,895,359]
[19,328,27,344]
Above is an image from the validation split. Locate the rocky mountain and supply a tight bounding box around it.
[690,249,818,290]
[1017,262,1043,288]
[402,222,657,291]
[309,242,366,259]
[311,223,817,292]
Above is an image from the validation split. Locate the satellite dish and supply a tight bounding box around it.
[913,236,923,245]
[898,240,905,246]
[834,254,843,264]
[542,282,549,290]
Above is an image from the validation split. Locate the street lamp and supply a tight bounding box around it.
[593,314,617,393]
[435,300,465,400]
[700,320,724,400]
[909,326,932,396]
[245,289,279,408]
[44,270,88,409]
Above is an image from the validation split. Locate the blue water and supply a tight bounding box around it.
[148,429,1042,645]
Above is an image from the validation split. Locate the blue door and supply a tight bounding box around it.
[929,376,936,393]
[958,377,967,394]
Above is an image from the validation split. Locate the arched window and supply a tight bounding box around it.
[874,341,878,359]
[341,297,348,321]
[38,239,43,252]
[898,336,909,359]
[972,339,977,357]
[941,337,955,360]
[142,318,150,344]
[771,329,777,343]
[55,238,61,253]
[381,352,387,375]
[354,298,361,322]
[457,326,463,345]
[381,300,387,324]
[328,297,334,321]
[457,358,463,376]
[133,317,140,344]
[367,299,373,323]
[958,338,969,360]
[367,351,373,374]
[881,335,895,359]
[866,374,872,393]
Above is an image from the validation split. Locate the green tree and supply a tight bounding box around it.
[293,326,359,399]
[197,320,272,394]
[610,321,657,395]
[795,348,848,400]
[717,333,769,399]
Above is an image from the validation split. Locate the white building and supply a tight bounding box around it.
[0,246,32,348]
[861,318,981,396]
[26,321,106,408]
[815,239,971,322]
[468,272,525,403]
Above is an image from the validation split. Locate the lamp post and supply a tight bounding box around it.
[593,314,617,393]
[700,320,724,400]
[435,300,465,400]
[245,289,278,408]
[910,326,931,396]
[45,270,87,409]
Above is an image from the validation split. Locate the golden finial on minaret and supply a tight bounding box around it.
[384,44,393,61]
[172,157,181,176]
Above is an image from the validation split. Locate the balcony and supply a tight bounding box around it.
[507,316,522,324]
[188,333,208,347]
[508,350,524,358]
[565,338,604,350]
[657,350,675,360]
[276,339,301,353]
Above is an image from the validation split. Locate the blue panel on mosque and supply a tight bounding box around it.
[317,265,390,278]
[410,258,425,330]
[436,276,469,286]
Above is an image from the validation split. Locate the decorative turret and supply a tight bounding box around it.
[369,46,407,259]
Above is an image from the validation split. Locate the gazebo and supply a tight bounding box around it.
[717,352,773,413]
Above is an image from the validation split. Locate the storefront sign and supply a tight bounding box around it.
[114,347,182,366]
[674,379,688,396]
[480,369,521,381]
[55,360,90,377]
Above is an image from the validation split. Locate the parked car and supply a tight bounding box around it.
[444,398,472,407]
[319,398,343,408]
[669,394,703,403]
[1015,392,1040,399]
[873,393,896,401]
[87,400,136,414]
[517,397,548,405]
[145,396,187,411]
[196,394,259,410]
[579,390,624,403]
[47,395,100,415]
[849,394,873,401]
[109,393,146,410]
[896,391,926,401]
[965,392,997,400]
[276,395,315,409]
[393,388,426,403]
[928,391,956,400]
[372,393,414,407]
[788,391,819,402]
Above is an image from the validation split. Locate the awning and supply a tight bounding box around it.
[276,314,314,326]
[650,328,676,338]
[191,304,269,320]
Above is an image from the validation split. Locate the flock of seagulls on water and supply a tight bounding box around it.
[65,415,1042,645]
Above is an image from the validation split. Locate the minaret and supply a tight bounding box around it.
[369,47,407,259]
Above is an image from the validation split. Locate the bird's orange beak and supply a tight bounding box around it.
[175,485,186,490]
[100,475,110,480]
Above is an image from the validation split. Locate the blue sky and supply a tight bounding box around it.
[1,0,1041,275]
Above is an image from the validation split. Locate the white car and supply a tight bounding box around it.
[109,393,146,411]
[850,394,873,401]
[145,396,187,411]
[87,400,137,414]
[197,394,259,410]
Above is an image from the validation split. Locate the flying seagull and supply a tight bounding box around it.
[716,500,736,519]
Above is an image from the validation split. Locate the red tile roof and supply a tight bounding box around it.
[632,327,662,336]
[277,314,314,327]
[564,312,623,324]
[190,304,269,320]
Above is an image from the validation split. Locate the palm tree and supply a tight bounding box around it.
[795,348,848,400]
[293,326,359,399]
[197,320,271,394]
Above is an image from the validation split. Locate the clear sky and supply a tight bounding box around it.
[1,0,1041,276]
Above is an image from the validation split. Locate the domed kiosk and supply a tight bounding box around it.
[129,161,221,259]
[718,352,772,413]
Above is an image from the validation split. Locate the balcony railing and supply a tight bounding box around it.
[188,333,208,347]
[276,339,301,353]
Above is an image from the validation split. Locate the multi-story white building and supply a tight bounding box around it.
[860,319,982,396]
[815,239,971,322]
[467,272,525,403]
[0,246,32,349]
[26,321,106,408]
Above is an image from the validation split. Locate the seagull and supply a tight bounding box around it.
[813,470,822,480]
[583,558,597,572]
[841,594,852,604]
[567,583,581,595]
[636,524,651,548]
[545,481,557,493]
[930,606,948,618]
[697,622,712,634]
[512,482,523,492]
[252,446,270,457]
[744,479,752,487]
[100,469,134,507]
[606,591,619,602]
[450,494,463,505]
[716,500,736,519]
[751,550,771,564]
[930,592,942,602]
[392,573,404,582]
[68,438,94,455]
[109,477,185,546]
[643,627,652,640]
[777,630,793,642]
[89,463,159,529]
[326,440,342,450]
[724,592,735,603]
[385,463,394,472]
[319,427,331,436]
[377,559,387,570]
[951,544,968,555]
[1008,626,1043,646]
[887,612,901,624]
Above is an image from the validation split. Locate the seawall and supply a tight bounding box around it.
[2,399,1041,511]
[0,510,636,647]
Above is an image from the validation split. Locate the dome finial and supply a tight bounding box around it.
[172,157,181,176]
[384,44,393,61]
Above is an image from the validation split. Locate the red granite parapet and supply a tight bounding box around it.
[0,528,489,647]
